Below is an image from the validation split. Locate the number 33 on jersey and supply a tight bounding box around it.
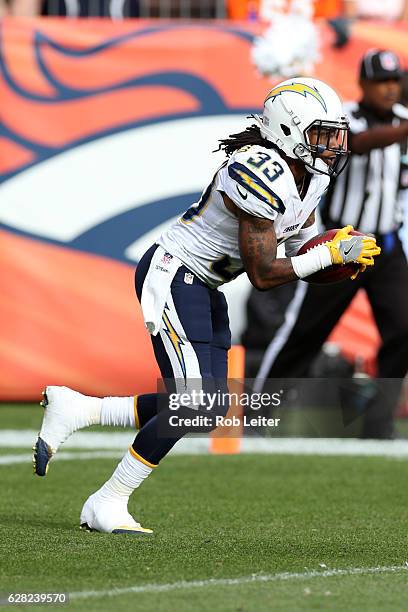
[158,144,329,288]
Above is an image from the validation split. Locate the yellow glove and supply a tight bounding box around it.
[326,225,381,267]
[350,264,367,281]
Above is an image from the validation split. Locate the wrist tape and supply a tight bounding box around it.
[291,244,332,279]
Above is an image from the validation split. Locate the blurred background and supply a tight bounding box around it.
[0,0,407,437]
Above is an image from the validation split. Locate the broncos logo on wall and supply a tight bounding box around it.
[0,18,265,398]
[0,20,263,261]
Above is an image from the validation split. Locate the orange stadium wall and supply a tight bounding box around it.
[0,17,407,400]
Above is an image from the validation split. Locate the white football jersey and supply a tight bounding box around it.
[158,145,329,288]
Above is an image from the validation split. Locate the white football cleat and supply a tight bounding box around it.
[33,386,101,477]
[80,492,153,535]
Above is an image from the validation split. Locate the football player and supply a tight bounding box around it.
[33,77,381,534]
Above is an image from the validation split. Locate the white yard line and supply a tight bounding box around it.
[2,430,408,458]
[0,451,124,465]
[0,430,210,453]
[70,564,408,599]
[240,437,408,457]
[0,430,136,449]
[2,431,408,457]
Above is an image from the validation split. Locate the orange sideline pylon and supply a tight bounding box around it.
[210,345,245,455]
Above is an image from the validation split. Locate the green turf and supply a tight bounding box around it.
[1,449,408,611]
[0,404,43,429]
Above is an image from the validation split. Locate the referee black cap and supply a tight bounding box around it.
[359,49,403,82]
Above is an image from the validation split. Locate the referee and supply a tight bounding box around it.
[254,49,408,438]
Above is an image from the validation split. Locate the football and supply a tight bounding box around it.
[297,229,363,284]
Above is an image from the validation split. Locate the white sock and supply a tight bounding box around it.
[98,448,154,502]
[73,396,102,428]
[100,396,136,428]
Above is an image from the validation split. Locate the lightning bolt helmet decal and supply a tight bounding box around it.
[265,82,327,113]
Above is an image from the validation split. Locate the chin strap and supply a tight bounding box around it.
[305,157,331,176]
[293,143,315,168]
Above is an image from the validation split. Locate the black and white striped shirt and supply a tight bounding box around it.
[322,101,408,235]
[41,0,140,17]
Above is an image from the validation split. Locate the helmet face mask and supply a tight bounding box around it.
[254,77,350,178]
[299,119,350,177]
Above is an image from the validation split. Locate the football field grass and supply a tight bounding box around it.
[1,405,408,611]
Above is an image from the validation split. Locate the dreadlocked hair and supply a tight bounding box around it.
[215,123,275,157]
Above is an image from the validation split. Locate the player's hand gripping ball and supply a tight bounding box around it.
[298,225,381,284]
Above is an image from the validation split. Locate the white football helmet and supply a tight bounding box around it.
[254,77,350,177]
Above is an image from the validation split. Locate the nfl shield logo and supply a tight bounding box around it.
[184,272,194,285]
[161,252,173,265]
[380,52,398,71]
